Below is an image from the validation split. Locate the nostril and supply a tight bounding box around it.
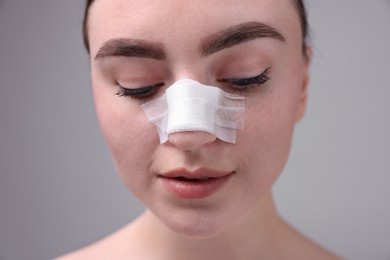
[168,131,217,150]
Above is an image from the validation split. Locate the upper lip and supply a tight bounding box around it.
[159,168,233,179]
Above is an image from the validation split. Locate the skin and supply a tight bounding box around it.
[58,0,342,259]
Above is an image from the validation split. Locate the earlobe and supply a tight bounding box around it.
[295,46,312,123]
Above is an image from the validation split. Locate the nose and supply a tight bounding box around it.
[168,131,217,151]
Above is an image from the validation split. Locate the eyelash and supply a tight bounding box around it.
[218,68,271,92]
[116,82,164,99]
[116,68,271,99]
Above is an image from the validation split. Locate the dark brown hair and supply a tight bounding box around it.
[82,0,309,54]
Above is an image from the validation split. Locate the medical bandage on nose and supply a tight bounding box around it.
[141,79,245,144]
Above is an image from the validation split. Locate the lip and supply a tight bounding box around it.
[158,168,233,199]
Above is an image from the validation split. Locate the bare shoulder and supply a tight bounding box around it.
[54,223,137,260]
[277,219,344,260]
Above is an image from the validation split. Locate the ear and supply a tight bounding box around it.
[295,46,312,123]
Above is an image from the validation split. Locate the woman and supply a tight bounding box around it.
[59,0,341,259]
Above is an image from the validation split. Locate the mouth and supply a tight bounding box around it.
[158,168,234,199]
[172,176,217,182]
[160,167,232,179]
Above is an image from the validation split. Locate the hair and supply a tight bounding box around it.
[82,0,309,55]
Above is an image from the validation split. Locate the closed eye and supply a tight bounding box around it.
[116,82,164,99]
[218,67,271,92]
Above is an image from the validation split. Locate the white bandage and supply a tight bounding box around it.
[141,79,245,144]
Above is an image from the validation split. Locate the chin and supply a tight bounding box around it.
[166,219,226,239]
[155,205,233,239]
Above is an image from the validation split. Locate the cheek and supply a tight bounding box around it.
[238,87,301,191]
[92,84,160,192]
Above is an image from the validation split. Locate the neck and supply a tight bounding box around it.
[135,192,286,259]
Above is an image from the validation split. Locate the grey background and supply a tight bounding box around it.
[0,1,389,259]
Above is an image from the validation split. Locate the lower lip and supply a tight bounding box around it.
[160,174,232,199]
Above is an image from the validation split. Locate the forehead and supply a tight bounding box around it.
[88,0,301,55]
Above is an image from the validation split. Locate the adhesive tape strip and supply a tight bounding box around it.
[141,79,245,144]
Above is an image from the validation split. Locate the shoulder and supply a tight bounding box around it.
[54,223,137,260]
[276,219,343,260]
[54,237,115,260]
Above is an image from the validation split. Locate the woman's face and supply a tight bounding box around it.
[88,0,309,237]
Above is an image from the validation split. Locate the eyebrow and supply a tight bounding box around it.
[94,39,166,60]
[94,21,285,61]
[200,21,286,56]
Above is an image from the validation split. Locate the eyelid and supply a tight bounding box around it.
[217,67,271,89]
[116,82,164,99]
[228,67,269,81]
